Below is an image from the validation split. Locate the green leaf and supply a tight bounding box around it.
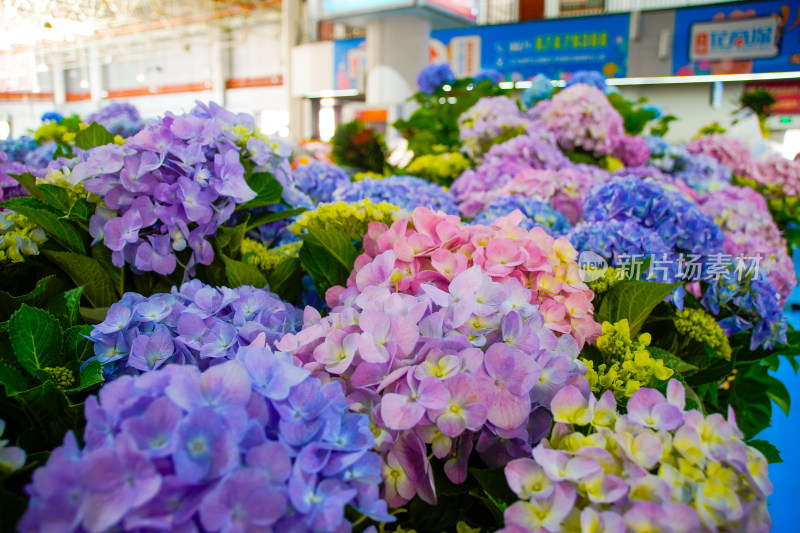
[79,306,110,324]
[301,228,358,271]
[0,196,86,253]
[239,172,284,210]
[47,286,84,329]
[65,198,94,223]
[596,280,682,337]
[43,251,118,308]
[765,376,791,417]
[649,346,699,375]
[0,275,63,322]
[246,207,306,232]
[267,257,304,303]
[38,183,72,212]
[65,359,104,394]
[15,381,84,452]
[468,467,517,510]
[220,253,268,288]
[299,240,350,298]
[216,220,249,255]
[0,356,33,395]
[74,122,115,150]
[64,325,94,362]
[682,344,734,386]
[8,305,65,377]
[9,171,43,200]
[747,439,782,463]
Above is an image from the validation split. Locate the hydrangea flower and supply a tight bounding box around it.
[24,141,59,171]
[289,159,351,204]
[564,70,607,91]
[536,83,625,158]
[278,266,586,507]
[754,152,800,196]
[0,151,29,201]
[500,380,773,533]
[88,280,302,378]
[473,69,504,84]
[685,134,757,180]
[20,356,391,533]
[0,419,25,472]
[0,135,39,163]
[458,96,535,159]
[521,74,554,107]
[86,102,144,138]
[0,210,47,263]
[417,63,456,94]
[329,207,600,347]
[405,152,471,187]
[333,176,459,215]
[290,199,400,242]
[451,133,571,217]
[41,111,64,123]
[487,167,603,225]
[647,136,732,194]
[698,185,796,304]
[470,196,572,236]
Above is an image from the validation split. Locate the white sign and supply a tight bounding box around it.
[689,16,779,62]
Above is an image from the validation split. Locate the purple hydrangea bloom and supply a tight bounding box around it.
[647,136,732,194]
[86,102,144,138]
[471,195,572,236]
[333,175,459,215]
[88,280,302,378]
[417,63,456,94]
[458,96,537,159]
[0,152,30,201]
[23,141,58,170]
[20,356,392,533]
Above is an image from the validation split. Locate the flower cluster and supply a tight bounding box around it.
[501,381,773,533]
[675,307,732,359]
[0,152,30,202]
[70,105,261,275]
[332,207,600,346]
[613,134,651,167]
[0,211,47,263]
[289,159,351,203]
[458,96,534,159]
[489,167,602,224]
[685,134,756,180]
[583,319,673,401]
[20,357,391,533]
[417,62,456,94]
[242,239,302,271]
[647,136,732,195]
[0,419,25,472]
[88,280,302,378]
[521,74,554,107]
[0,135,39,163]
[333,176,458,215]
[754,152,800,196]
[86,102,144,138]
[565,70,607,91]
[698,185,796,303]
[291,199,400,241]
[23,142,59,171]
[471,195,572,236]
[405,152,471,186]
[536,84,625,157]
[278,266,585,506]
[451,133,571,217]
[473,69,504,84]
[569,219,670,268]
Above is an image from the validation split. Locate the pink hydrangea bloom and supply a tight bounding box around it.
[685,134,758,180]
[332,207,600,346]
[754,153,800,196]
[698,185,797,304]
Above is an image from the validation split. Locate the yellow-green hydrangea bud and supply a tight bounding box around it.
[241,239,302,271]
[353,171,384,182]
[674,307,732,360]
[43,366,75,390]
[587,266,619,294]
[405,152,471,186]
[290,200,400,242]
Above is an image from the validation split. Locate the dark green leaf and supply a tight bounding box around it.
[74,122,115,150]
[65,359,104,394]
[220,253,268,288]
[300,228,358,271]
[47,286,85,329]
[43,251,118,308]
[239,172,283,210]
[8,305,64,377]
[65,198,94,223]
[216,220,249,255]
[747,439,782,463]
[682,344,734,386]
[15,381,84,452]
[64,325,94,362]
[469,467,517,510]
[38,183,72,212]
[649,346,699,375]
[0,357,33,395]
[267,256,304,303]
[0,196,86,253]
[9,171,43,200]
[596,280,682,337]
[0,275,62,322]
[299,240,350,298]
[245,207,306,232]
[79,306,110,324]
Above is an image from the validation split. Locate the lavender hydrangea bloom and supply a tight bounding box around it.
[290,160,351,204]
[647,136,732,194]
[88,280,302,378]
[20,357,392,533]
[417,63,455,94]
[565,70,607,91]
[86,102,144,138]
[0,152,30,201]
[334,175,459,215]
[471,195,572,236]
[521,74,553,107]
[23,142,58,170]
[458,96,535,160]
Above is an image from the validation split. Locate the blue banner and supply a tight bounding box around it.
[673,1,800,75]
[431,13,630,80]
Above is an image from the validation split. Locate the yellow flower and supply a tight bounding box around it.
[290,200,400,242]
[241,239,302,271]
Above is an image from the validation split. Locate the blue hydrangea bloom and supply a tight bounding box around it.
[471,195,572,236]
[565,70,607,91]
[521,74,553,107]
[417,63,456,94]
[40,111,63,123]
[334,175,459,215]
[473,69,504,85]
[646,136,732,193]
[0,135,39,163]
[290,160,351,204]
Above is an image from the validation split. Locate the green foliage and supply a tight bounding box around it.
[606,93,658,135]
[331,120,387,173]
[298,228,358,298]
[74,122,115,150]
[595,280,682,337]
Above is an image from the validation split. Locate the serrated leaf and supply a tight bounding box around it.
[267,256,304,303]
[245,207,306,232]
[0,357,33,395]
[216,220,248,255]
[66,198,94,222]
[74,122,115,150]
[301,228,358,271]
[0,275,63,322]
[65,359,104,394]
[64,325,94,362]
[239,172,284,210]
[596,280,682,337]
[220,253,268,288]
[43,251,118,308]
[9,171,43,200]
[38,183,72,212]
[8,305,65,377]
[682,344,733,386]
[47,286,84,329]
[0,196,86,253]
[299,240,350,298]
[649,346,699,375]
[746,439,782,463]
